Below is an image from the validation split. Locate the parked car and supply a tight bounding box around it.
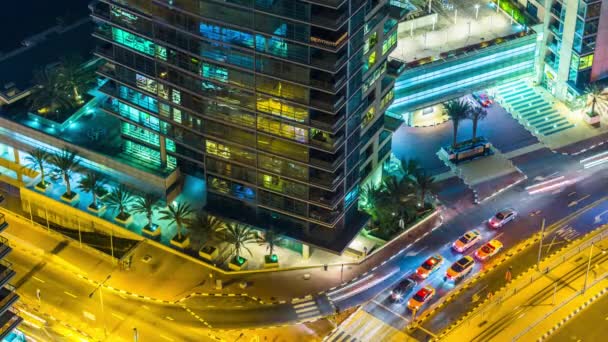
[452,230,482,253]
[407,286,435,311]
[475,240,504,261]
[390,278,416,303]
[488,208,517,229]
[416,254,444,279]
[472,91,493,107]
[445,256,475,282]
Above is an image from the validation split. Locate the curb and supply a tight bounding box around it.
[537,287,608,341]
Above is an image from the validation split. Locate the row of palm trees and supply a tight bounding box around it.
[443,99,488,148]
[23,147,282,264]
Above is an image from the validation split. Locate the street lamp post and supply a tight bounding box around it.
[583,243,605,293]
[475,4,480,20]
[89,274,112,339]
[536,218,546,271]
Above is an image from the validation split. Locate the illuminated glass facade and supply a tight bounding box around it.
[91,0,400,252]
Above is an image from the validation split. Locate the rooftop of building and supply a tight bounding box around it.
[0,18,95,104]
[390,0,535,63]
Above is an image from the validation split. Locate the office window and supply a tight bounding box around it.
[111,27,155,56]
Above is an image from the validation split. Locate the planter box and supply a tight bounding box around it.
[87,203,107,216]
[263,254,279,269]
[60,192,79,205]
[229,256,248,271]
[115,212,133,226]
[142,223,161,239]
[34,181,51,193]
[170,234,190,250]
[585,113,601,126]
[198,245,218,261]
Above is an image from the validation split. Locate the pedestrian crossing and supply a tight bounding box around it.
[293,298,321,321]
[324,309,415,342]
[555,226,580,241]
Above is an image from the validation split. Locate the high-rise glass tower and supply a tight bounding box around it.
[91,0,399,252]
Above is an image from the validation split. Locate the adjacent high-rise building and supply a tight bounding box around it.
[90,0,401,253]
[542,0,608,102]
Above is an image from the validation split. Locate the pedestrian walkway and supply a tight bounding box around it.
[324,309,416,342]
[493,79,574,136]
[293,297,322,321]
[440,230,608,342]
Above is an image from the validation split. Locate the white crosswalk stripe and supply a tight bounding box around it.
[294,299,321,320]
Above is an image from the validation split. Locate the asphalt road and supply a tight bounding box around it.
[325,146,608,341]
[549,291,608,342]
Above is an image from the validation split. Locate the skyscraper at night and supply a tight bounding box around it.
[90,0,401,253]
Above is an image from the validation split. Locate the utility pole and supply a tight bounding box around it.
[133,327,139,342]
[537,218,546,271]
[89,274,112,339]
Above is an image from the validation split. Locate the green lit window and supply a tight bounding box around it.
[166,138,176,152]
[121,122,160,146]
[368,51,377,69]
[361,107,375,129]
[171,89,181,105]
[111,27,155,56]
[155,45,167,61]
[382,31,398,55]
[111,5,138,25]
[158,84,169,100]
[257,116,308,143]
[381,89,394,109]
[202,63,229,83]
[173,108,182,123]
[159,103,171,118]
[136,74,157,93]
[579,54,594,69]
[364,32,378,55]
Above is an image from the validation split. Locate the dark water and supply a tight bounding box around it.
[0,0,89,53]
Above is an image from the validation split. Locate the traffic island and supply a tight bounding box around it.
[438,145,526,203]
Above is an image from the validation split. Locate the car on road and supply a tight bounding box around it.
[452,230,481,253]
[445,256,475,282]
[472,91,493,107]
[390,278,416,303]
[416,255,444,279]
[407,286,435,311]
[488,208,517,228]
[475,240,504,261]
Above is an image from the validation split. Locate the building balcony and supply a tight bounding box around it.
[310,50,348,72]
[310,94,346,113]
[310,130,345,152]
[0,261,15,290]
[310,73,347,93]
[310,111,346,131]
[549,23,563,37]
[310,27,349,50]
[0,310,21,341]
[388,0,410,21]
[309,206,342,225]
[387,59,405,78]
[310,6,349,30]
[309,168,344,189]
[309,187,343,208]
[0,287,19,318]
[0,237,11,261]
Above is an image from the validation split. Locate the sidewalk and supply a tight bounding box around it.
[0,201,442,303]
[441,233,608,342]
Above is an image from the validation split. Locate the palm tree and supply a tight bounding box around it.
[159,201,194,241]
[412,169,436,207]
[49,148,81,198]
[220,223,258,262]
[382,175,415,203]
[360,183,385,212]
[443,99,473,148]
[23,148,50,187]
[105,184,135,220]
[131,193,161,229]
[469,106,488,142]
[585,84,608,117]
[77,171,106,208]
[400,158,420,179]
[257,228,283,257]
[57,55,96,104]
[27,68,73,118]
[191,211,224,244]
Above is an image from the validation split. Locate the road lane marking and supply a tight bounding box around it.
[165,316,174,321]
[63,291,77,298]
[142,305,150,310]
[32,277,45,283]
[371,299,410,323]
[160,334,174,341]
[111,312,124,320]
